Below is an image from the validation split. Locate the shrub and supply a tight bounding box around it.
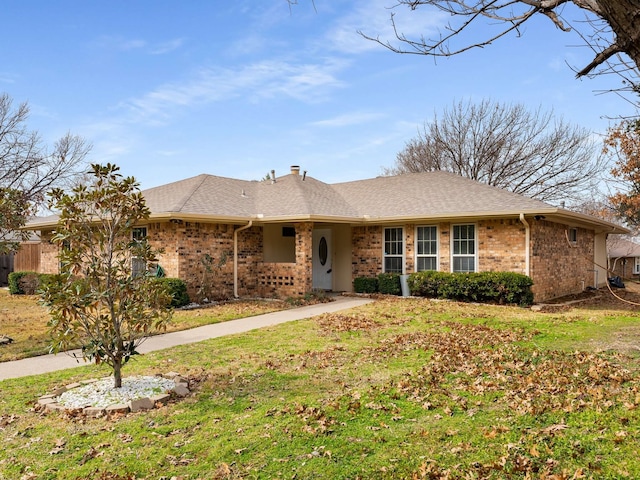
[378,273,401,295]
[408,271,534,306]
[8,271,41,295]
[353,276,378,294]
[155,278,190,307]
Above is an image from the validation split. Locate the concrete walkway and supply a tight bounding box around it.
[0,296,373,381]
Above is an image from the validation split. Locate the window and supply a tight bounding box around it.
[416,226,438,271]
[452,224,476,273]
[568,228,578,243]
[384,227,404,273]
[132,227,147,277]
[635,257,640,275]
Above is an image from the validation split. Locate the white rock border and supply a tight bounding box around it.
[37,372,190,418]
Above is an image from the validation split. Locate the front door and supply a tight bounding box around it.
[312,229,332,290]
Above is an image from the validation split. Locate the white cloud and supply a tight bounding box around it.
[325,0,448,55]
[122,58,348,124]
[310,111,384,127]
[95,35,184,55]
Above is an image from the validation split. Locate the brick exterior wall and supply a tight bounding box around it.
[35,217,600,302]
[352,226,383,278]
[530,220,595,300]
[350,219,595,302]
[609,258,637,280]
[39,231,60,274]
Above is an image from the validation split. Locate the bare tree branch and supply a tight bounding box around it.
[388,99,607,205]
[358,1,640,100]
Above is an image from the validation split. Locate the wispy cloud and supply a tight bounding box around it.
[122,58,347,124]
[311,111,384,127]
[326,0,448,55]
[95,35,184,54]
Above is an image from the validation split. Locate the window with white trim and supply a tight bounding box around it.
[634,257,640,275]
[452,224,476,273]
[416,225,438,271]
[132,227,147,277]
[383,227,404,273]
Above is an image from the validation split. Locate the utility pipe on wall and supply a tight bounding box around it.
[233,220,253,298]
[519,213,530,277]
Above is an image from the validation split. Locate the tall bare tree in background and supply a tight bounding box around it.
[358,1,640,101]
[0,93,90,253]
[388,99,606,205]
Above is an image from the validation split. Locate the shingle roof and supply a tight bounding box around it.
[142,170,553,221]
[608,238,640,258]
[24,170,629,233]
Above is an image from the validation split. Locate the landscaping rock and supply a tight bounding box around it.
[150,393,171,405]
[84,407,105,418]
[105,404,130,415]
[173,384,190,397]
[129,397,155,412]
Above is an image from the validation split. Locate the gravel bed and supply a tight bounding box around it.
[56,375,176,408]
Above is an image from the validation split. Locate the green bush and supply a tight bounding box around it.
[408,271,534,306]
[353,276,378,294]
[8,271,40,295]
[155,277,190,307]
[378,273,401,295]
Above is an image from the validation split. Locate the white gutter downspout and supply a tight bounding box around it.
[233,220,253,298]
[519,213,530,277]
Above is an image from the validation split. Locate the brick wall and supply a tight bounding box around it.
[530,221,594,301]
[352,226,383,278]
[477,219,527,272]
[350,219,596,302]
[39,231,59,274]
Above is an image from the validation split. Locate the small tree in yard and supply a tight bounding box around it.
[41,163,172,388]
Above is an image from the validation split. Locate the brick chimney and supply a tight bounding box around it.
[290,165,300,175]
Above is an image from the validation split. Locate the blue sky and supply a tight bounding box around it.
[2,1,636,189]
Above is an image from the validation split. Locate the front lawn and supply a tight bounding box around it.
[0,288,288,362]
[1,295,640,479]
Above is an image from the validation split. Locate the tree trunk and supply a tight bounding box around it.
[595,1,640,73]
[113,359,123,389]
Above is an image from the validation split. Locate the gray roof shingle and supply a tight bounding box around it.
[142,170,552,220]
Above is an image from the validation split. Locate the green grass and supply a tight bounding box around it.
[2,297,640,479]
[0,287,289,362]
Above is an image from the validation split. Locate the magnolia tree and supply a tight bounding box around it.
[41,164,172,388]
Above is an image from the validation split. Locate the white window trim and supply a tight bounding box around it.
[450,223,477,273]
[415,225,439,272]
[132,227,148,277]
[634,257,640,275]
[383,226,405,274]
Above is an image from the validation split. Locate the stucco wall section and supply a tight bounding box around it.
[530,221,594,301]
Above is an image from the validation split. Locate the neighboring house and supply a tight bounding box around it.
[26,167,628,302]
[0,233,41,286]
[608,237,640,279]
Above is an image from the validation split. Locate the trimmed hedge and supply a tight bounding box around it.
[154,277,190,308]
[378,273,401,295]
[407,271,534,306]
[353,276,379,294]
[8,271,54,295]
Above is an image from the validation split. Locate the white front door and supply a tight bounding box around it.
[312,229,332,290]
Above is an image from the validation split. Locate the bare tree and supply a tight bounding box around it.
[0,93,90,253]
[388,99,606,204]
[358,1,640,97]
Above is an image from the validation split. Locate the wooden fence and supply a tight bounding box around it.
[0,243,41,286]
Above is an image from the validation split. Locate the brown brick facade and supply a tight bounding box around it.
[35,216,600,303]
[530,221,595,301]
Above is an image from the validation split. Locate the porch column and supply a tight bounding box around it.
[295,222,314,295]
